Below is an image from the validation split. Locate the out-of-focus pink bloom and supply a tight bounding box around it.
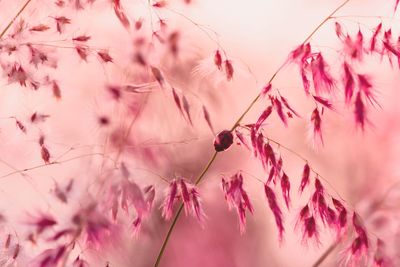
[373,239,390,267]
[28,213,57,235]
[72,204,111,248]
[97,51,113,63]
[121,179,149,231]
[113,0,130,29]
[30,245,67,267]
[73,256,89,267]
[335,22,345,40]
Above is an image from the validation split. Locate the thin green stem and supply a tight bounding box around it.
[194,152,218,185]
[0,0,33,39]
[153,1,352,266]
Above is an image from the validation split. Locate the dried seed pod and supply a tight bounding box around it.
[224,60,234,81]
[97,51,113,63]
[214,50,222,70]
[41,146,51,164]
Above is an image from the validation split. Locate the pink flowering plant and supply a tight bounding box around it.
[0,0,400,266]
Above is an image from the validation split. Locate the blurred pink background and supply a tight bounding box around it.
[0,0,399,266]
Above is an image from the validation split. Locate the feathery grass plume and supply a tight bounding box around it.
[202,105,214,133]
[113,0,130,29]
[280,172,291,209]
[299,164,310,194]
[273,97,288,126]
[97,51,113,63]
[301,216,320,246]
[222,173,254,234]
[354,91,366,130]
[235,129,250,150]
[343,62,355,104]
[295,204,310,230]
[162,179,178,220]
[370,23,382,52]
[254,106,273,132]
[264,184,284,241]
[357,74,379,107]
[335,22,345,40]
[280,96,300,117]
[311,53,336,95]
[310,108,323,145]
[343,30,364,61]
[261,83,272,97]
[313,95,334,110]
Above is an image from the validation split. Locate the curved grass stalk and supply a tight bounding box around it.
[0,0,33,39]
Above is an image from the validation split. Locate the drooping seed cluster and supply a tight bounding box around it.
[226,124,387,264]
[161,178,204,222]
[221,173,254,234]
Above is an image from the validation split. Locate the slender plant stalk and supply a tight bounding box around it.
[0,0,33,39]
[153,1,351,266]
[312,242,340,267]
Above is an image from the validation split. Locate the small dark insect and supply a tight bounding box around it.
[214,130,234,152]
